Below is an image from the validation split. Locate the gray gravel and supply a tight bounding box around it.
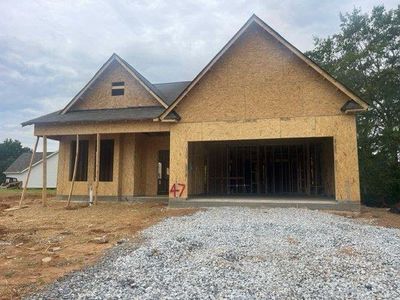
[29,208,400,299]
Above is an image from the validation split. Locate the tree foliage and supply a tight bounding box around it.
[306,5,400,206]
[0,139,31,183]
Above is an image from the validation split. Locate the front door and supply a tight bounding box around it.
[157,150,170,195]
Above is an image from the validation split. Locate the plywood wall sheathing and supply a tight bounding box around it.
[169,115,360,201]
[71,60,160,111]
[175,25,349,123]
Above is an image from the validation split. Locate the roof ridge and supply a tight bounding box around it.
[153,80,192,86]
[114,54,168,103]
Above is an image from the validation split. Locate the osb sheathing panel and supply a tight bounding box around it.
[321,138,335,197]
[116,133,169,197]
[175,25,349,123]
[56,133,168,198]
[57,136,94,197]
[143,135,170,196]
[34,121,171,136]
[188,143,205,195]
[133,134,146,196]
[119,133,135,196]
[169,115,360,201]
[57,134,122,197]
[70,60,160,111]
[56,138,69,196]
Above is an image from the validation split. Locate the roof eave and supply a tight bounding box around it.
[344,109,367,114]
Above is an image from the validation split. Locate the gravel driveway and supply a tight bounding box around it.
[30,208,400,299]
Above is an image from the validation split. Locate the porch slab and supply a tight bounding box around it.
[169,197,360,211]
[57,195,169,204]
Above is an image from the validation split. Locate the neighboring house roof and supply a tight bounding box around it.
[159,14,369,120]
[22,107,179,127]
[61,53,169,114]
[4,152,56,174]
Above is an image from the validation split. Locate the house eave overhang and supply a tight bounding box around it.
[340,100,368,114]
[344,109,367,114]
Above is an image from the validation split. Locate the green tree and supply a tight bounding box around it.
[306,5,400,206]
[0,139,31,183]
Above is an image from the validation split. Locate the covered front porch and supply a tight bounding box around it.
[50,131,170,201]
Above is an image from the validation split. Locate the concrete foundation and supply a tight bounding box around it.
[169,197,360,211]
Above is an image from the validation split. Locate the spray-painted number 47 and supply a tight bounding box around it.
[170,183,185,198]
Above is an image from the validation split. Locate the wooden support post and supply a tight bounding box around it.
[306,142,311,195]
[94,133,100,205]
[42,135,47,206]
[272,146,275,194]
[66,135,79,208]
[19,137,39,208]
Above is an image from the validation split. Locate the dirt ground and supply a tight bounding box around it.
[329,206,400,229]
[0,192,195,299]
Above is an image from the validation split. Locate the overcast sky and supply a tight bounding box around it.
[0,0,397,151]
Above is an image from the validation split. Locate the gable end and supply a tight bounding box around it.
[61,54,168,114]
[159,14,369,121]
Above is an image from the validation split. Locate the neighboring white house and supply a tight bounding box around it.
[4,152,58,188]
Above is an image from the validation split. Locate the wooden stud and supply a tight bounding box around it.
[66,135,79,208]
[19,136,39,208]
[94,133,100,205]
[42,135,47,206]
[272,146,275,194]
[306,142,311,195]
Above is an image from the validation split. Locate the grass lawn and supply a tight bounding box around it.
[0,188,56,196]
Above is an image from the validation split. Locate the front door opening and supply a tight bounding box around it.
[188,138,334,198]
[157,150,170,195]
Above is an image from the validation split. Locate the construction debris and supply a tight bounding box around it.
[41,257,52,263]
[4,205,29,212]
[91,236,109,244]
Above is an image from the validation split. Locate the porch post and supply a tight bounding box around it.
[66,134,79,208]
[19,136,39,208]
[42,135,47,206]
[94,133,100,205]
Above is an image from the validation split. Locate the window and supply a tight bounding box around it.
[111,81,124,96]
[70,140,89,181]
[94,139,114,181]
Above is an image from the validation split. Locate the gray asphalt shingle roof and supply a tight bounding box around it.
[154,81,191,105]
[4,152,54,173]
[22,74,190,126]
[22,106,179,126]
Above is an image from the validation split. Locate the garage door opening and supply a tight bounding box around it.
[188,138,335,198]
